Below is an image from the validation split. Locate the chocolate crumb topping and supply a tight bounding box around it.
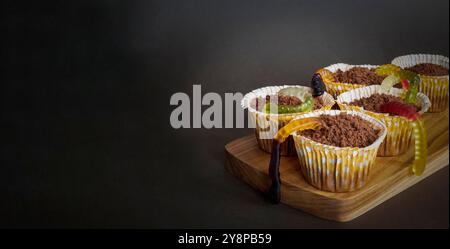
[333,67,386,85]
[348,93,419,113]
[405,63,448,76]
[265,95,301,106]
[299,113,380,148]
[252,94,324,111]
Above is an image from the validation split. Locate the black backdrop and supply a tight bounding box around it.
[1,0,448,228]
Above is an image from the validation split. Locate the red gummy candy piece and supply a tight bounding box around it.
[401,79,410,90]
[379,101,419,120]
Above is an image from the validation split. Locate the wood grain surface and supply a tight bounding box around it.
[225,110,449,222]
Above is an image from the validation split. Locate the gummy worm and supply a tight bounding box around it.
[264,96,314,114]
[268,117,321,203]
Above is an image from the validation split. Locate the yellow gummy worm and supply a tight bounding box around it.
[411,119,427,176]
[375,64,402,76]
[274,117,322,143]
[316,68,335,83]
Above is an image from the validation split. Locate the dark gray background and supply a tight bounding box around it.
[1,0,448,228]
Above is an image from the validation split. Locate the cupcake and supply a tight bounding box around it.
[337,85,430,156]
[241,83,335,156]
[293,111,386,192]
[316,63,402,97]
[391,54,449,112]
[267,110,386,198]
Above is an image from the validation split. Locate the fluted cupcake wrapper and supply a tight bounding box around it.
[336,85,431,156]
[316,63,379,98]
[391,54,449,112]
[291,110,387,192]
[242,85,335,156]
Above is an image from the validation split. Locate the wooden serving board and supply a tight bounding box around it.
[225,110,449,222]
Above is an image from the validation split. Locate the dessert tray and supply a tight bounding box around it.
[224,109,448,222]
